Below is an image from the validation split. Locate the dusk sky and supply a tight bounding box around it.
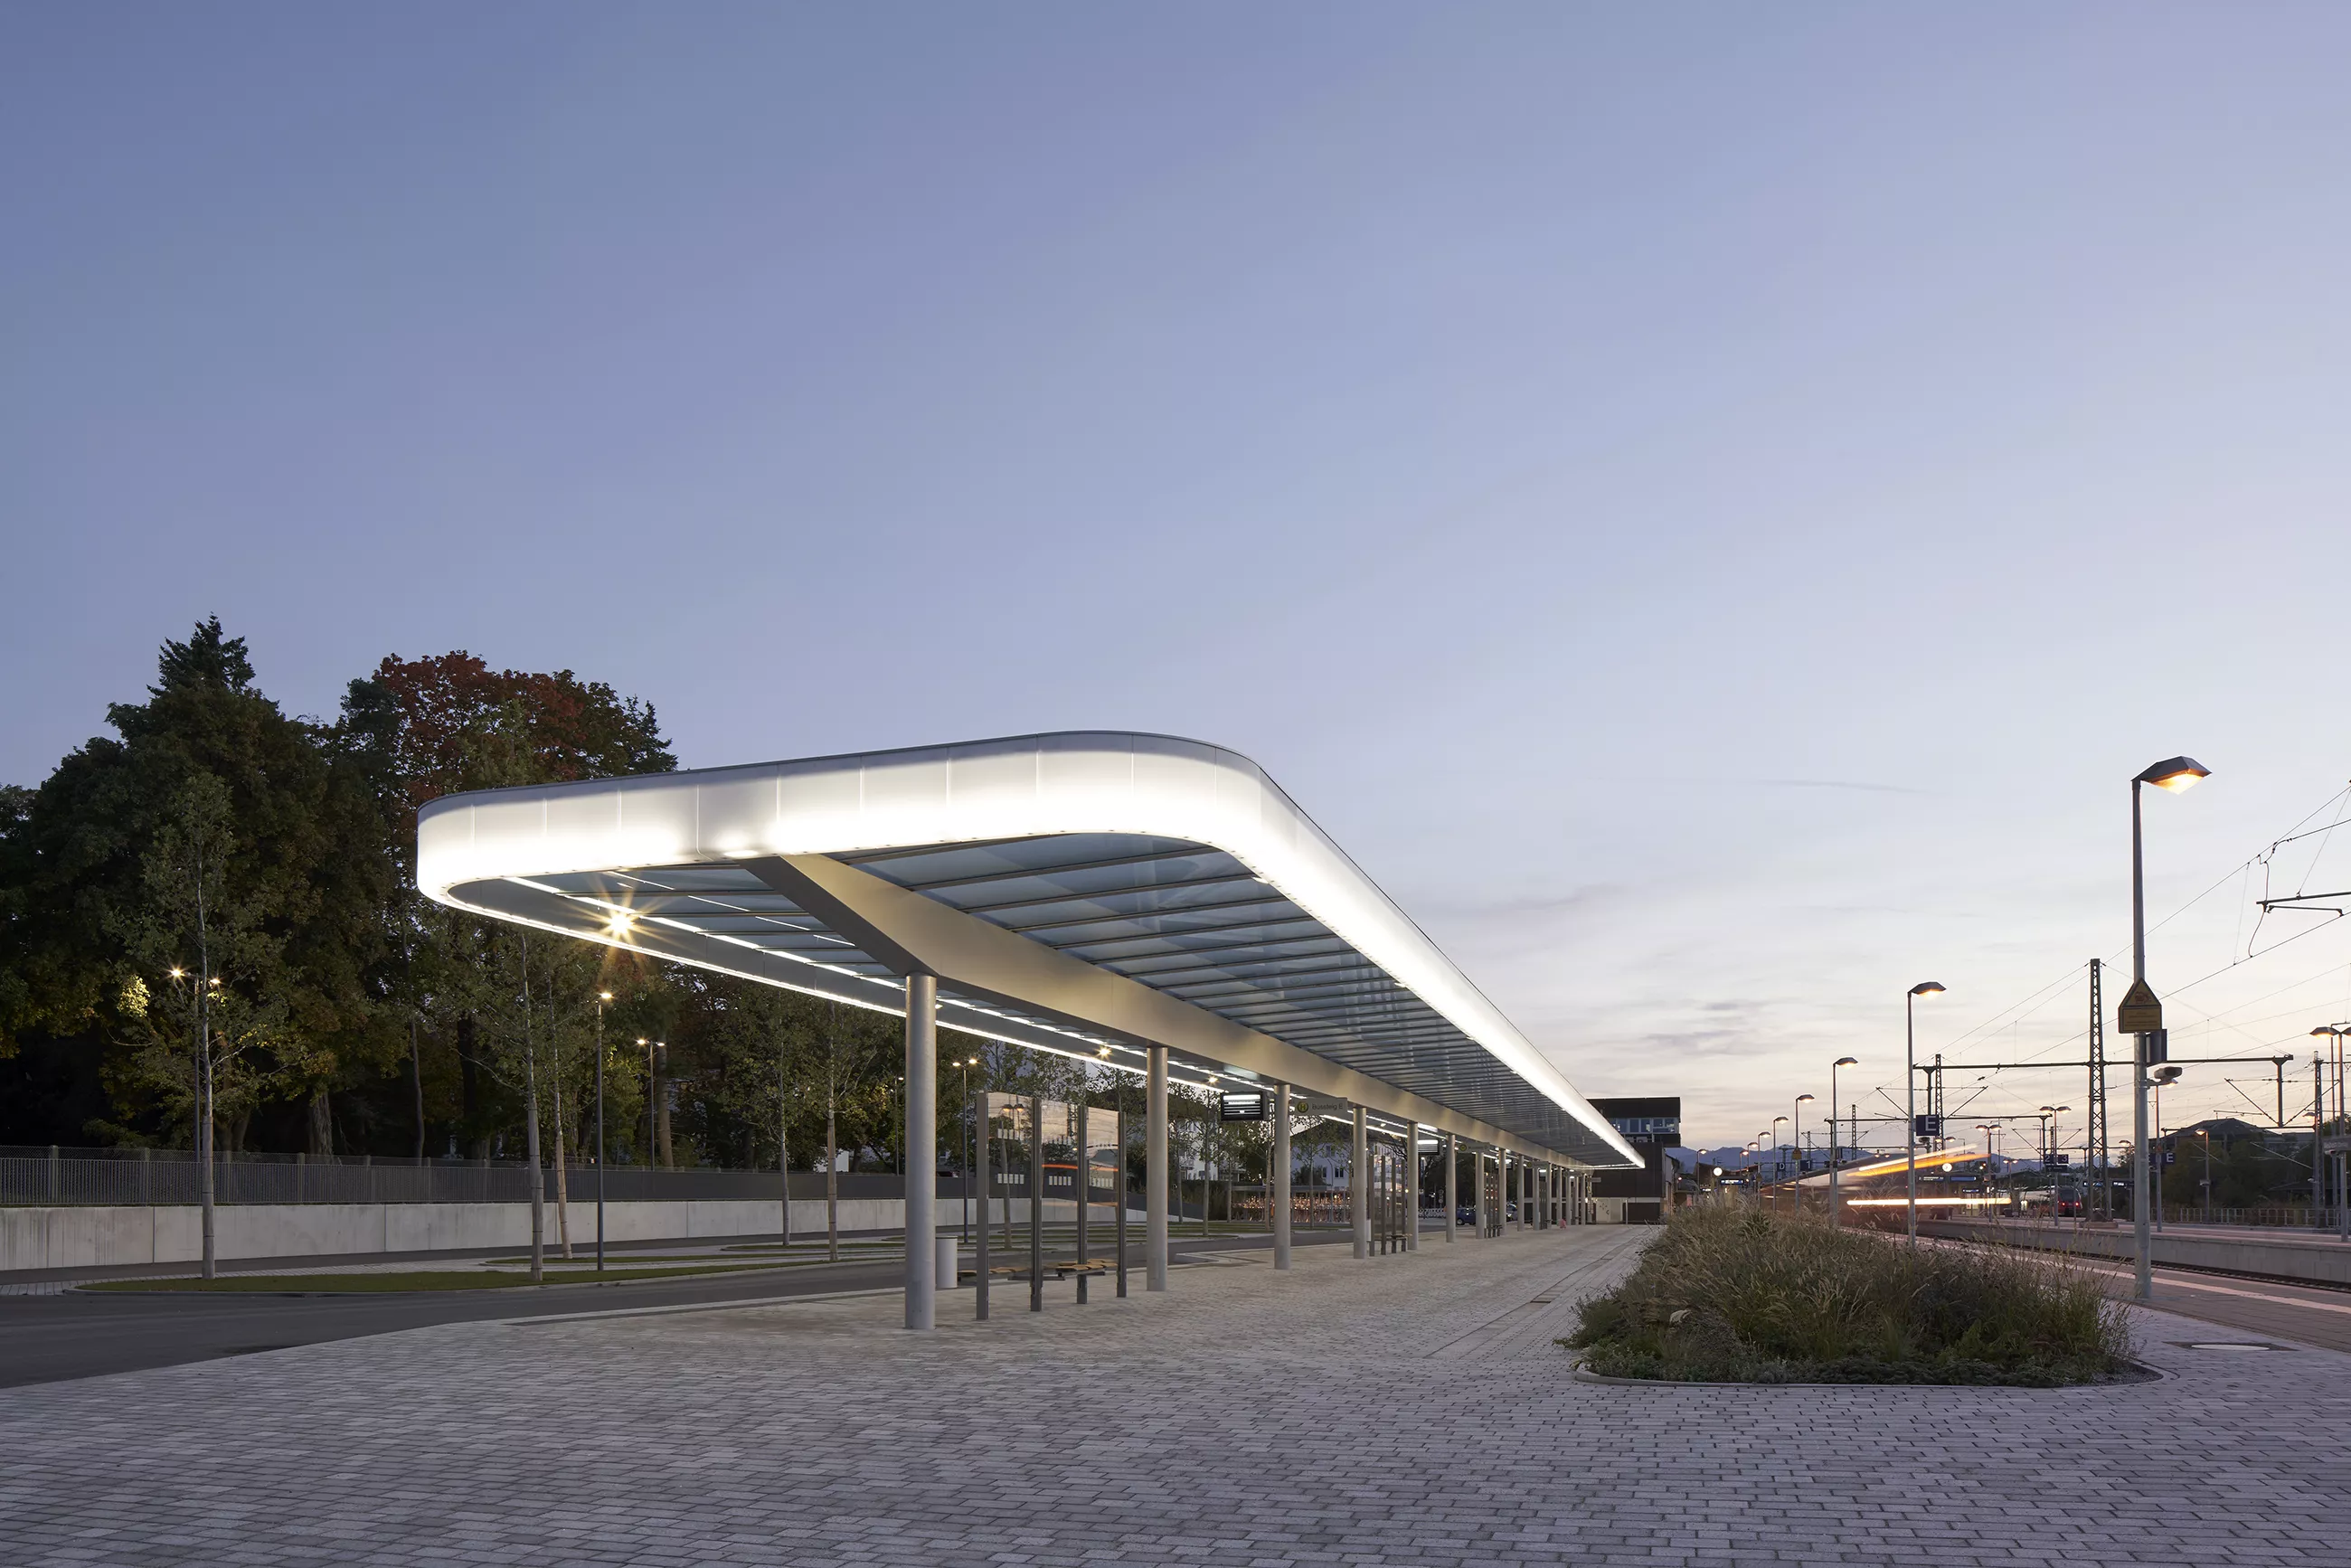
[6,5,2347,1154]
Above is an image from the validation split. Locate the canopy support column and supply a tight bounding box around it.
[1351,1106,1370,1260]
[1146,1044,1168,1292]
[973,1082,990,1320]
[1272,1082,1293,1271]
[1444,1131,1457,1243]
[1028,1084,1044,1313]
[1405,1121,1420,1251]
[903,973,937,1332]
[1075,1092,1090,1305]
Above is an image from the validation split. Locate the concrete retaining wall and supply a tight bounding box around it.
[1926,1218,2351,1288]
[0,1197,1149,1274]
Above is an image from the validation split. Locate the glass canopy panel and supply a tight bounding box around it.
[845,833,1210,883]
[851,831,1596,1132]
[500,829,1611,1156]
[1024,904,1311,947]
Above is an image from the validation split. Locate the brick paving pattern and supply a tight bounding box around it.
[4,1225,2346,1566]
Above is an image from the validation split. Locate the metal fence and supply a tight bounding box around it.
[0,1146,911,1207]
[2157,1204,2346,1231]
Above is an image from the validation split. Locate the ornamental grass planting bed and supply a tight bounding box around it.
[1563,1204,2139,1385]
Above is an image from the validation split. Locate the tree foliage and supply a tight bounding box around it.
[0,619,1058,1175]
[1,619,395,1150]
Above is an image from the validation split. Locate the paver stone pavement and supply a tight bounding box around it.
[2,1224,2346,1566]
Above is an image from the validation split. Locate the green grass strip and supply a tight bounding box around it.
[83,1262,789,1293]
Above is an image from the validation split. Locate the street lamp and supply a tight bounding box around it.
[2035,1104,2069,1223]
[1793,1094,1815,1213]
[1829,1059,1857,1226]
[2129,755,2208,1299]
[1770,1115,1789,1201]
[2312,1026,2348,1236]
[1905,981,1947,1248]
[2195,1128,2213,1217]
[594,990,611,1272]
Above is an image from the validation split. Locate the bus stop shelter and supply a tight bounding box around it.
[418,731,1638,1327]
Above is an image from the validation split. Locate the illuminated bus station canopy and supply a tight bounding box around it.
[418,732,1638,1170]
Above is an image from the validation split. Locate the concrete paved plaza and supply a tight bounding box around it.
[4,1225,2347,1567]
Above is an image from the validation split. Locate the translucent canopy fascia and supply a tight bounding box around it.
[418,731,1638,1169]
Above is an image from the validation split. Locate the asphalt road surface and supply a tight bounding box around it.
[0,1228,1354,1389]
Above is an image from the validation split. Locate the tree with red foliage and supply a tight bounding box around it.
[343,651,676,830]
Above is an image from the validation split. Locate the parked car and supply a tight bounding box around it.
[1456,1204,1478,1226]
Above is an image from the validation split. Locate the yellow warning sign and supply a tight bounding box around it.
[2116,978,2163,1034]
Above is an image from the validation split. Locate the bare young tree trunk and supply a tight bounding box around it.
[410,1013,425,1161]
[548,969,571,1259]
[191,841,220,1279]
[552,1071,572,1259]
[195,876,216,1280]
[826,1071,839,1263]
[519,932,544,1285]
[656,1044,673,1169]
[778,1037,793,1249]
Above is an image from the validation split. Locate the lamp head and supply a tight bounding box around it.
[1834,1056,1858,1068]
[2313,1027,2341,1039]
[598,990,613,1003]
[2151,1064,2185,1085]
[1796,1093,1815,1104]
[1911,981,1946,997]
[2134,756,2210,793]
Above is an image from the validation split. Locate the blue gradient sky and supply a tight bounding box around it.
[6,5,2348,1152]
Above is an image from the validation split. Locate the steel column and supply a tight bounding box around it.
[1115,1099,1128,1297]
[1444,1131,1457,1243]
[1351,1105,1370,1259]
[1147,1044,1169,1292]
[1075,1091,1090,1305]
[974,1083,991,1320]
[1028,1084,1044,1313]
[1272,1081,1293,1271]
[1405,1121,1421,1251]
[903,973,938,1331]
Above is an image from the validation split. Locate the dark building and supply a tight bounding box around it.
[1590,1096,1679,1224]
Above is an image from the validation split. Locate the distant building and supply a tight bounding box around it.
[1590,1096,1679,1223]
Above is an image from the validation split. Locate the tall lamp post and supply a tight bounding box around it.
[2314,1026,2350,1238]
[1828,1058,1857,1226]
[2129,755,2209,1299]
[2035,1104,2069,1222]
[1905,981,1947,1247]
[1770,1116,1789,1210]
[1792,1094,1815,1214]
